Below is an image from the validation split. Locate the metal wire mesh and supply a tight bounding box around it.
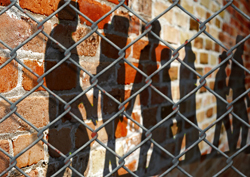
[0,0,249,176]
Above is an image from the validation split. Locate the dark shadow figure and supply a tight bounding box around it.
[92,16,130,176]
[45,1,92,176]
[229,35,250,152]
[211,51,232,153]
[175,42,201,164]
[126,20,173,176]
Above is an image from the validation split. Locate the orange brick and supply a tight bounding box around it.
[79,0,111,29]
[0,57,18,93]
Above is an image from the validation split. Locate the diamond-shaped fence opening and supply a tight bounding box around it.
[0,0,249,176]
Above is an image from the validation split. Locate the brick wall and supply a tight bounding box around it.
[0,0,250,176]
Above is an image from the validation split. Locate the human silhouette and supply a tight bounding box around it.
[45,1,91,176]
[175,42,201,164]
[212,51,232,154]
[229,35,250,152]
[126,20,173,176]
[92,16,130,176]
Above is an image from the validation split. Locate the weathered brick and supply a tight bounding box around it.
[0,0,10,6]
[13,133,44,168]
[190,18,199,31]
[136,0,152,17]
[79,0,111,29]
[215,18,221,28]
[22,60,45,91]
[210,54,217,65]
[163,25,180,44]
[72,27,99,56]
[195,6,206,19]
[200,53,208,64]
[154,2,173,24]
[0,140,10,177]
[205,39,213,50]
[206,107,213,118]
[22,20,51,53]
[21,170,39,177]
[194,37,203,49]
[0,57,18,93]
[0,13,30,49]
[48,128,72,158]
[180,31,192,44]
[201,0,210,9]
[0,96,54,134]
[175,12,189,29]
[181,0,194,14]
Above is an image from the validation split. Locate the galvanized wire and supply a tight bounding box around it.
[0,0,249,176]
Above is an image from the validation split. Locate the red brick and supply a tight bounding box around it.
[20,0,60,17]
[0,57,18,93]
[115,117,128,138]
[13,133,44,168]
[108,0,128,5]
[133,39,149,60]
[118,160,137,175]
[0,96,54,134]
[0,0,10,6]
[20,0,77,20]
[45,61,78,91]
[117,63,142,84]
[48,128,72,158]
[79,0,111,29]
[22,60,45,91]
[0,140,10,177]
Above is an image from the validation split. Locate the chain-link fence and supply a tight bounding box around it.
[0,0,250,176]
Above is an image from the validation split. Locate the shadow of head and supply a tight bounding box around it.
[235,35,245,56]
[219,51,229,65]
[104,15,130,36]
[142,20,161,43]
[57,0,79,27]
